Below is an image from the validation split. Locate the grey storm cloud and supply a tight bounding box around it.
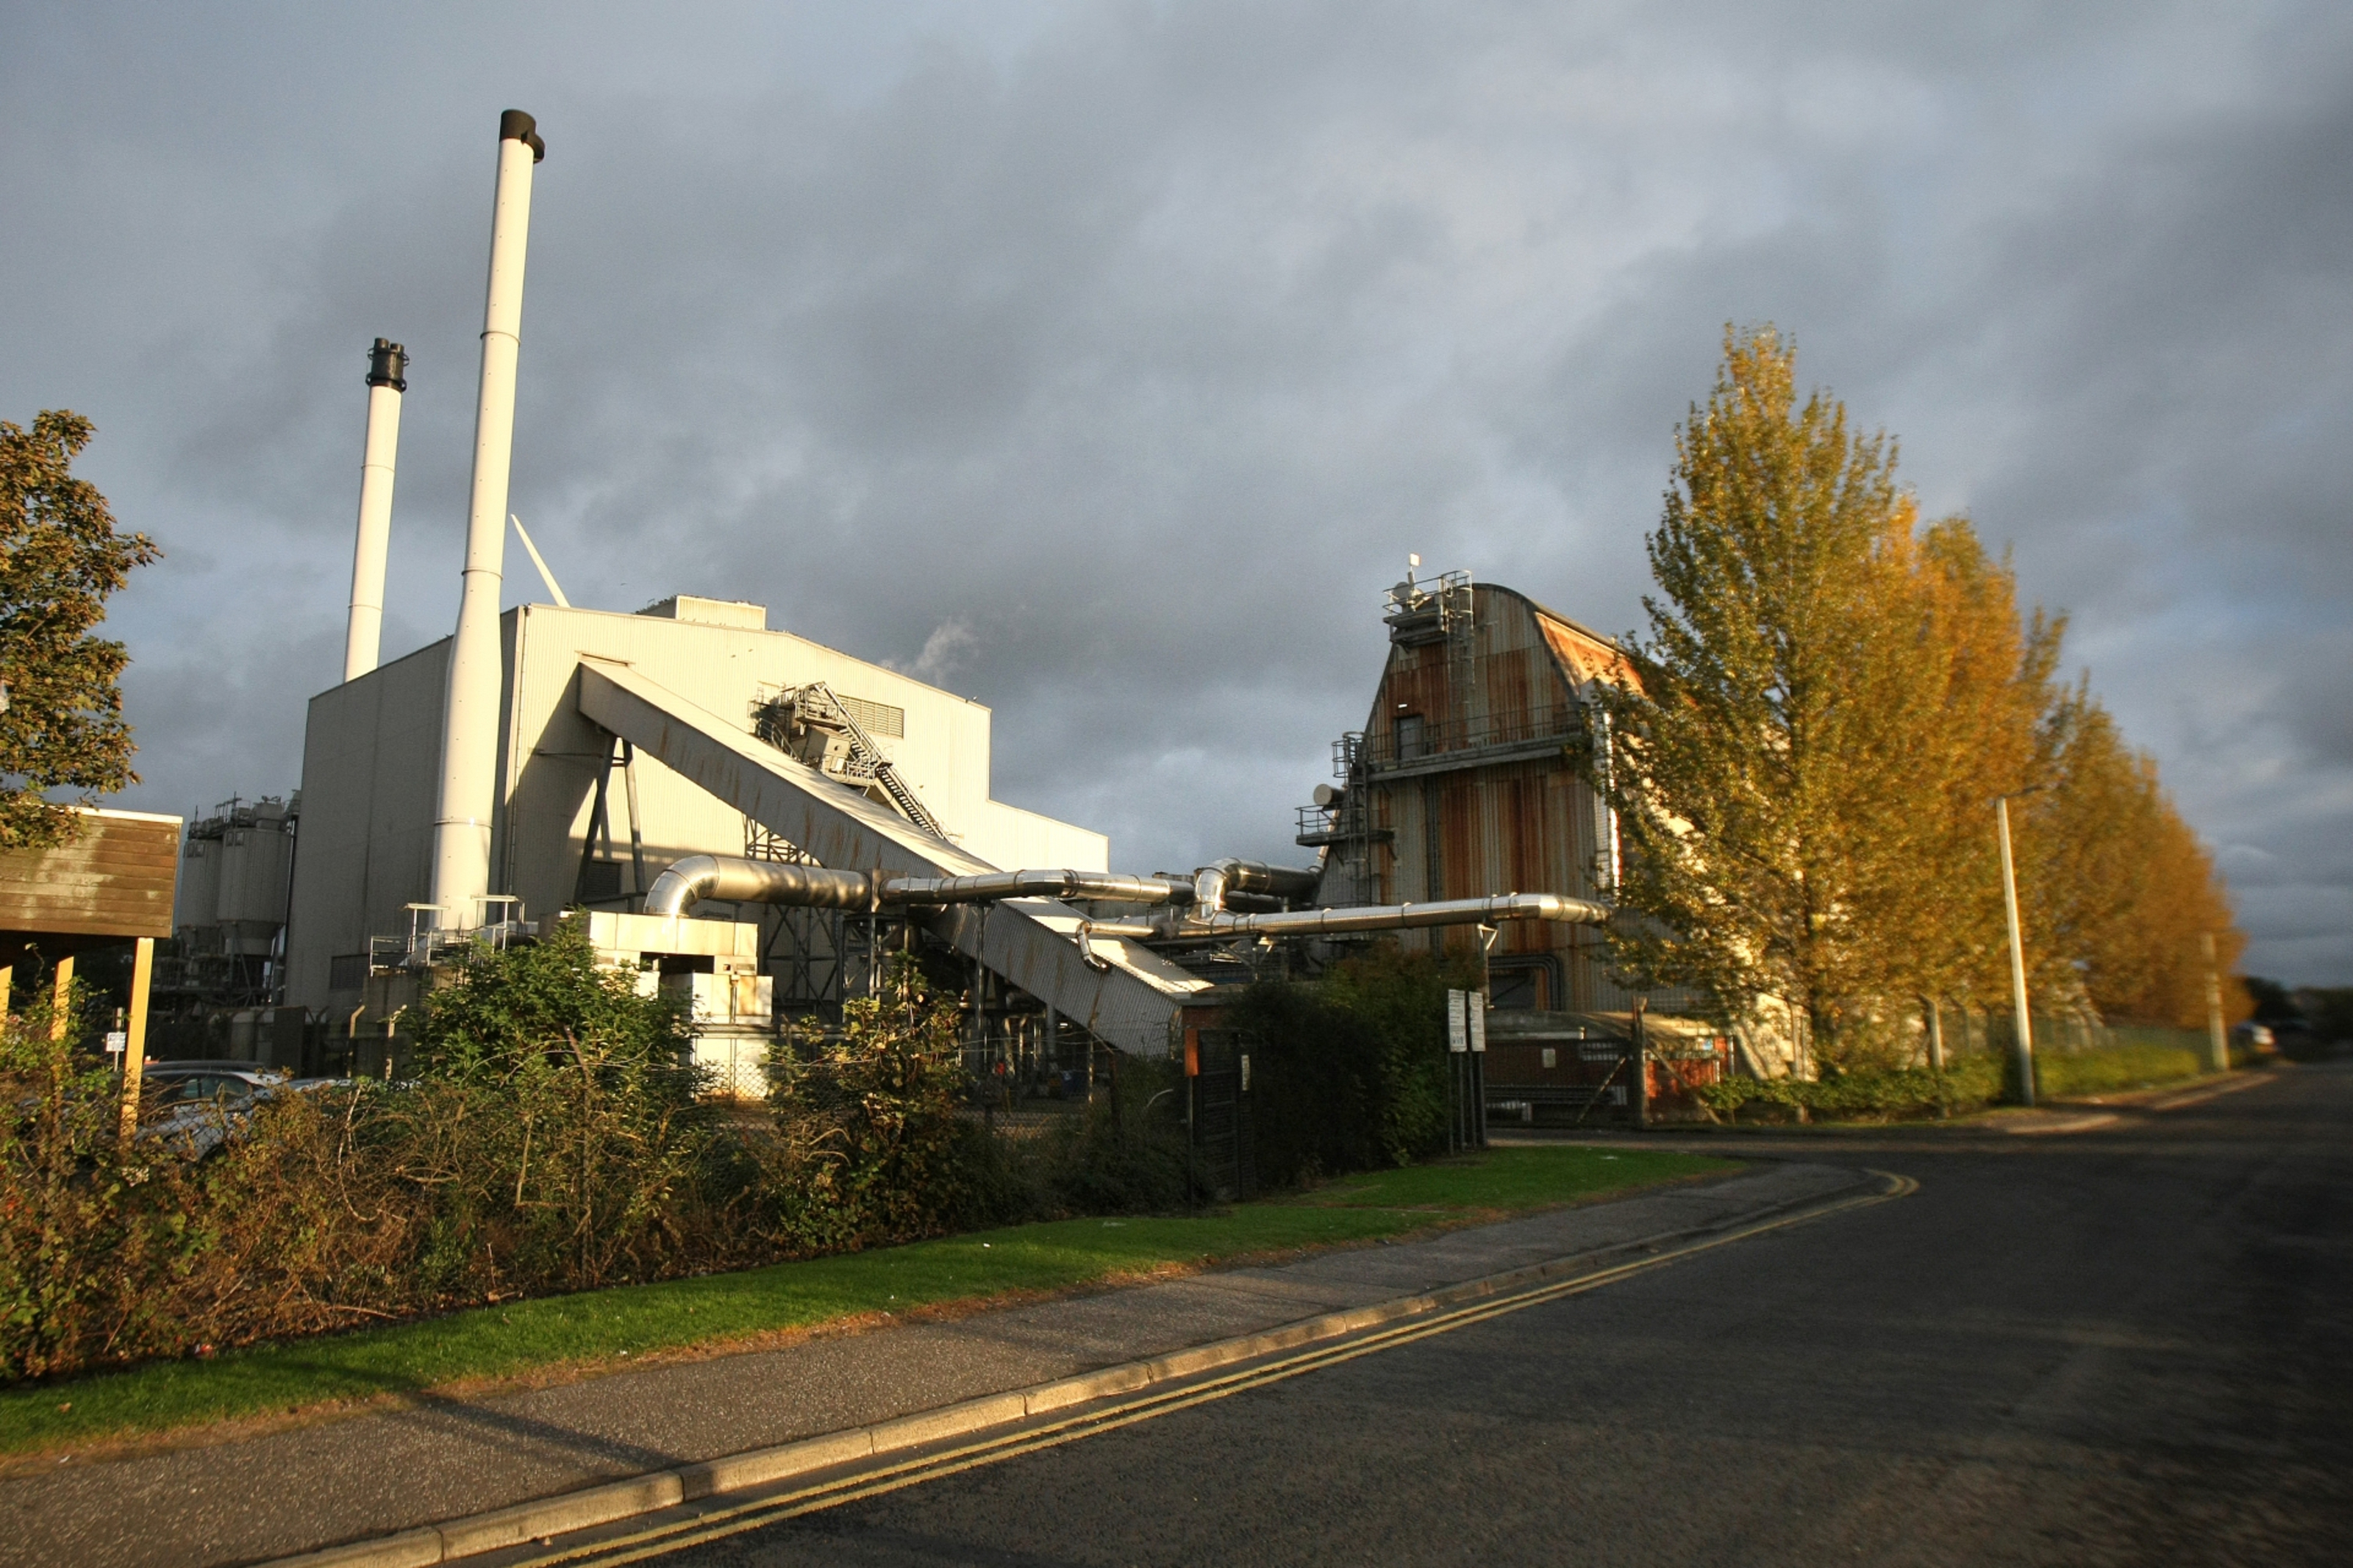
[2,0,2349,981]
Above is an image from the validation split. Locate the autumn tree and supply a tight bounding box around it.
[1592,326,1937,1058]
[1597,325,2245,1064]
[0,412,158,846]
[2019,690,2246,1027]
[1883,523,2063,1011]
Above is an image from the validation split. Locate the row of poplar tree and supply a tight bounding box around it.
[1594,328,2240,1067]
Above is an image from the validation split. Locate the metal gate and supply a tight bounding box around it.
[1189,1028,1256,1203]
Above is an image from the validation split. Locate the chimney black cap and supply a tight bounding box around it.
[367,338,407,393]
[499,109,546,162]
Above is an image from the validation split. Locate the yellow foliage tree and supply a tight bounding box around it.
[1602,325,2244,1062]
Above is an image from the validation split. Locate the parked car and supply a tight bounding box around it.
[135,1062,289,1159]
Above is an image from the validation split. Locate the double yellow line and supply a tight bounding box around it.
[513,1171,1915,1567]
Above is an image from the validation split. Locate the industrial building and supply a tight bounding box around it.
[154,793,305,1061]
[272,109,1614,1101]
[1298,570,1752,1115]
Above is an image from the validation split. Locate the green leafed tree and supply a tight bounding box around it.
[0,411,160,846]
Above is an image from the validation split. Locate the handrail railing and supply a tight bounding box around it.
[1349,703,1587,771]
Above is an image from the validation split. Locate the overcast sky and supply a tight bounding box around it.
[3,1,2348,984]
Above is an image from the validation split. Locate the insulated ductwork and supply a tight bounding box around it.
[640,856,1599,939]
[887,870,1190,906]
[1191,858,1321,917]
[429,110,544,932]
[343,338,406,681]
[1195,892,1610,938]
[643,859,1189,917]
[645,856,873,917]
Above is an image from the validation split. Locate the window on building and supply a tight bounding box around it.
[1490,963,1546,1011]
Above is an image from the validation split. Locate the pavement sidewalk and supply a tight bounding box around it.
[0,1159,1866,1568]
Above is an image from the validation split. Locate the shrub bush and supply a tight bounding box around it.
[1224,947,1478,1186]
[757,961,1006,1253]
[1695,1053,2005,1122]
[0,927,1090,1382]
[2033,1038,2204,1098]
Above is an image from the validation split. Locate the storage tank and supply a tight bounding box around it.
[174,831,224,942]
[215,815,295,956]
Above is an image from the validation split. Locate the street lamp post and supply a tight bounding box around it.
[2201,931,2229,1075]
[1996,796,2035,1107]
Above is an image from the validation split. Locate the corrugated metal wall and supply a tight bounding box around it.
[1357,586,1657,1013]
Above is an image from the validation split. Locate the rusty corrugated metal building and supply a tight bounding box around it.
[1299,575,1738,1114]
[1303,573,1655,1012]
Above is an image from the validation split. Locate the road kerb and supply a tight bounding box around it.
[435,1475,685,1561]
[262,1167,1896,1568]
[674,1430,873,1503]
[2002,1111,2121,1136]
[274,1531,444,1568]
[2146,1070,2277,1112]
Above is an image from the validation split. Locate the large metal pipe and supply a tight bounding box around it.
[884,870,1189,906]
[343,338,406,681]
[1196,892,1610,938]
[1191,858,1321,917]
[429,110,544,931]
[642,859,1187,917]
[645,855,871,917]
[641,853,1603,943]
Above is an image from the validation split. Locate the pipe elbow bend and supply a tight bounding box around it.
[643,854,724,917]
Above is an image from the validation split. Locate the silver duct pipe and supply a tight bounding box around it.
[1196,892,1610,938]
[429,110,546,931]
[638,859,1603,945]
[644,855,873,918]
[643,859,1191,917]
[343,338,406,681]
[1191,857,1321,917]
[883,870,1188,906]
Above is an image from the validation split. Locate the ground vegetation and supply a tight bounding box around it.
[0,922,1361,1385]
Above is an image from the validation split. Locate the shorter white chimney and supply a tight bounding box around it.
[343,338,406,681]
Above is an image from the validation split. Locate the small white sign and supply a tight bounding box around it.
[1469,1000,1486,1053]
[103,1031,128,1056]
[1446,989,1468,1053]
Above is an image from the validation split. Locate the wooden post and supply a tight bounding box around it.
[1630,996,1650,1129]
[120,938,154,1137]
[49,954,74,1045]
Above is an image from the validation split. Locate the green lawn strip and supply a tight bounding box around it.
[1,1146,1726,1457]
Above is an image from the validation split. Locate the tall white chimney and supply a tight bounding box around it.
[342,337,406,681]
[429,109,543,932]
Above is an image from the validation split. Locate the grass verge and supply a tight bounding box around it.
[1,1145,1726,1458]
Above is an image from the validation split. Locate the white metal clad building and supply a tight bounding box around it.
[284,595,1107,1010]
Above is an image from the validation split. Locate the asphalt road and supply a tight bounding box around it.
[657,1066,2352,1567]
